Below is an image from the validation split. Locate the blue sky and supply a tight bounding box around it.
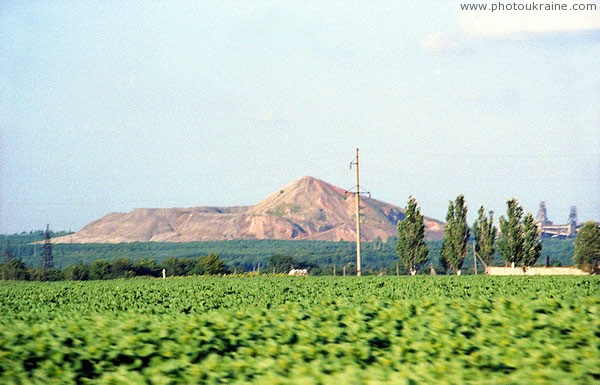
[1,1,599,233]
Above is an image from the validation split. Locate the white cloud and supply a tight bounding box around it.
[421,32,462,52]
[459,1,600,37]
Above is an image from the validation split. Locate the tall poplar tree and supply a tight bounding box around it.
[498,199,524,266]
[473,206,497,267]
[497,199,541,267]
[440,195,470,275]
[396,196,429,275]
[522,213,542,267]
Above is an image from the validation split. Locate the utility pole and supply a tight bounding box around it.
[349,148,368,277]
[354,148,361,276]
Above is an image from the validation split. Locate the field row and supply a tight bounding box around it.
[1,276,599,384]
[2,276,598,322]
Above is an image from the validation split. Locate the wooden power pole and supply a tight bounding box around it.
[350,148,362,276]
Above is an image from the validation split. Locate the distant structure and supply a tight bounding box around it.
[536,202,581,238]
[288,269,308,276]
[536,201,551,226]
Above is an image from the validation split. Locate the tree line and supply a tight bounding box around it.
[397,196,599,274]
[1,227,232,281]
[0,254,230,281]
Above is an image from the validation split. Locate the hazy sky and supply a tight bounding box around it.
[1,1,599,234]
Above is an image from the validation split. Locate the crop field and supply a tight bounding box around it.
[1,276,599,384]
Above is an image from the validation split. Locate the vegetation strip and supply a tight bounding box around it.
[1,276,599,384]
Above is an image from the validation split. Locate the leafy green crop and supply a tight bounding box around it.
[1,276,598,384]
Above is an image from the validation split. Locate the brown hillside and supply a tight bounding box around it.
[54,176,444,243]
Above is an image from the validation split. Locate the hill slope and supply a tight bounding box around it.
[54,176,444,243]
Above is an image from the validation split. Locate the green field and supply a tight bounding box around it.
[1,276,599,384]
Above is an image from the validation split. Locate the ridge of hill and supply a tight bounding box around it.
[54,176,444,243]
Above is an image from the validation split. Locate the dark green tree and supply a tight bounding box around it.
[498,199,525,266]
[0,259,30,280]
[192,254,229,275]
[131,259,161,277]
[396,196,429,275]
[65,263,90,280]
[109,258,133,278]
[88,260,111,280]
[440,195,470,275]
[574,221,600,273]
[473,206,497,267]
[522,213,542,267]
[440,201,454,274]
[267,254,297,274]
[43,268,65,281]
[161,257,194,276]
[497,199,541,267]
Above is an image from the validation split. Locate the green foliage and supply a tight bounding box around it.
[192,254,230,275]
[441,200,456,273]
[80,255,228,280]
[0,232,579,278]
[498,200,543,268]
[0,276,598,384]
[396,196,429,275]
[43,268,65,281]
[0,259,30,280]
[574,221,600,273]
[64,263,90,281]
[522,213,542,267]
[88,259,111,280]
[540,238,574,267]
[473,206,497,266]
[267,254,297,273]
[498,198,525,265]
[131,259,161,277]
[441,195,470,274]
[161,256,196,277]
